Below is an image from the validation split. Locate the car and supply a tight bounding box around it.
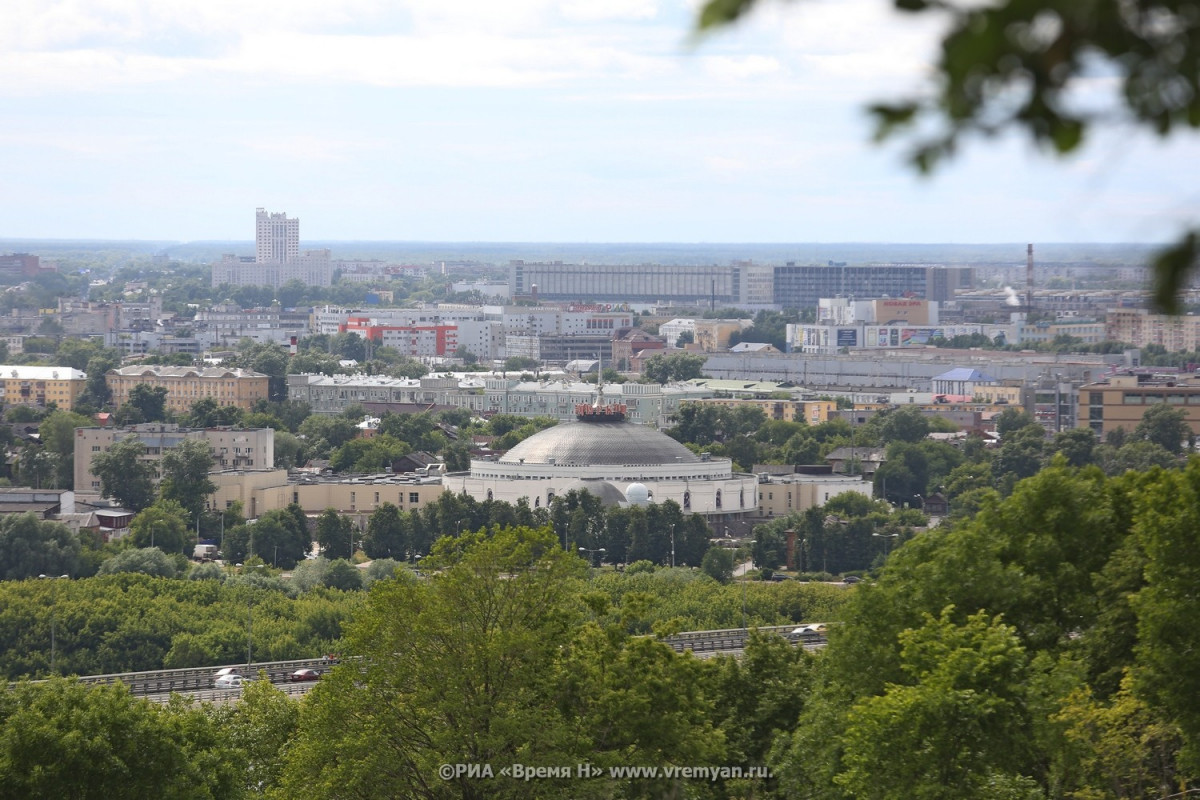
[843,575,862,584]
[289,668,320,683]
[786,626,821,642]
[214,674,244,689]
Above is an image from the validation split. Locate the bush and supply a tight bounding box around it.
[97,547,178,578]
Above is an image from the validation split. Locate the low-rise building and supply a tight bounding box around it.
[689,397,838,425]
[1077,372,1200,439]
[74,424,276,493]
[107,366,269,414]
[0,365,88,411]
[754,469,873,518]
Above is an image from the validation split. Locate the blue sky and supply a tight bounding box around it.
[3,0,1199,244]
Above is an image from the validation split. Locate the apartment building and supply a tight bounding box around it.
[74,424,275,493]
[0,365,88,410]
[1105,308,1200,351]
[107,366,269,414]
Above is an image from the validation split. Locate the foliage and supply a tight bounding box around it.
[315,509,354,561]
[701,547,734,583]
[0,514,80,580]
[128,500,193,556]
[97,547,180,578]
[126,383,170,423]
[159,438,217,519]
[0,679,243,798]
[90,437,157,511]
[641,352,707,383]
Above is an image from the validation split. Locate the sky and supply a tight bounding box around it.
[3,0,1199,244]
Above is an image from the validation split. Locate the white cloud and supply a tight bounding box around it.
[702,54,781,81]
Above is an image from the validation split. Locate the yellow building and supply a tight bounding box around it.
[107,366,269,414]
[209,469,447,525]
[1078,374,1200,439]
[691,397,838,425]
[0,364,88,410]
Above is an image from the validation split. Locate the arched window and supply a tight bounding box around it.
[739,489,745,508]
[683,490,691,510]
[715,490,722,509]
[534,496,540,508]
[486,489,493,501]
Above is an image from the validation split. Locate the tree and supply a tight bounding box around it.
[316,508,354,560]
[322,559,362,591]
[38,410,91,489]
[128,500,193,556]
[0,513,80,580]
[702,546,735,583]
[97,547,179,578]
[0,680,241,798]
[364,503,408,560]
[1052,427,1098,468]
[90,437,157,511]
[159,438,216,519]
[834,609,1036,800]
[126,384,169,422]
[1135,403,1191,454]
[273,430,305,469]
[877,405,930,444]
[696,0,1200,311]
[642,352,707,383]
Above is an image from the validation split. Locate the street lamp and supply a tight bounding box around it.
[669,524,676,568]
[578,547,606,568]
[39,574,68,674]
[872,532,900,558]
[241,564,266,670]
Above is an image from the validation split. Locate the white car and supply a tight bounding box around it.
[214,673,244,689]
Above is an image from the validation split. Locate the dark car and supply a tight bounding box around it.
[289,668,320,683]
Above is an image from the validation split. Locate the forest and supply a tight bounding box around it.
[5,454,1200,798]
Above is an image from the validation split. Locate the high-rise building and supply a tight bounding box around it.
[256,208,299,263]
[213,209,330,287]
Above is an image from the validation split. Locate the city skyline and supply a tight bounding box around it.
[3,0,1199,244]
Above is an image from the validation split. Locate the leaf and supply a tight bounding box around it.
[1050,117,1084,153]
[1151,231,1200,315]
[696,0,761,31]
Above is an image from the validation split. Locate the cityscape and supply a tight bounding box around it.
[4,0,1200,798]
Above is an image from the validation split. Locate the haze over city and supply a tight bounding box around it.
[4,0,1198,244]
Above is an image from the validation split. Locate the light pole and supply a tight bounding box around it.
[578,547,606,569]
[240,564,266,670]
[39,574,68,674]
[669,524,676,568]
[872,532,900,559]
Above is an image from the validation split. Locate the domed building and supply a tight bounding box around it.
[443,394,758,526]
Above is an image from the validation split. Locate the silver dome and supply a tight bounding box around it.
[499,421,700,467]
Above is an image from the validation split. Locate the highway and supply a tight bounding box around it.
[58,626,826,703]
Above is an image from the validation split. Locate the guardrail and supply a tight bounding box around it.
[73,657,336,696]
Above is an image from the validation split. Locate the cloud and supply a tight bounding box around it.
[702,54,781,81]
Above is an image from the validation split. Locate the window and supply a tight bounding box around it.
[91,445,100,452]
[374,492,380,503]
[409,492,419,504]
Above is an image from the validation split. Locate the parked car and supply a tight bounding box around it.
[289,669,320,683]
[214,674,244,689]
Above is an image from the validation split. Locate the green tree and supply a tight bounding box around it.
[1134,403,1191,454]
[126,383,169,422]
[129,499,193,555]
[316,508,354,560]
[0,680,241,798]
[642,352,707,383]
[38,410,91,489]
[364,502,408,560]
[159,438,216,519]
[97,547,179,578]
[1051,426,1098,468]
[834,609,1036,800]
[702,547,735,583]
[0,513,80,580]
[322,559,363,591]
[89,437,157,511]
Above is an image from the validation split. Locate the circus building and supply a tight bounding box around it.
[443,389,758,527]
